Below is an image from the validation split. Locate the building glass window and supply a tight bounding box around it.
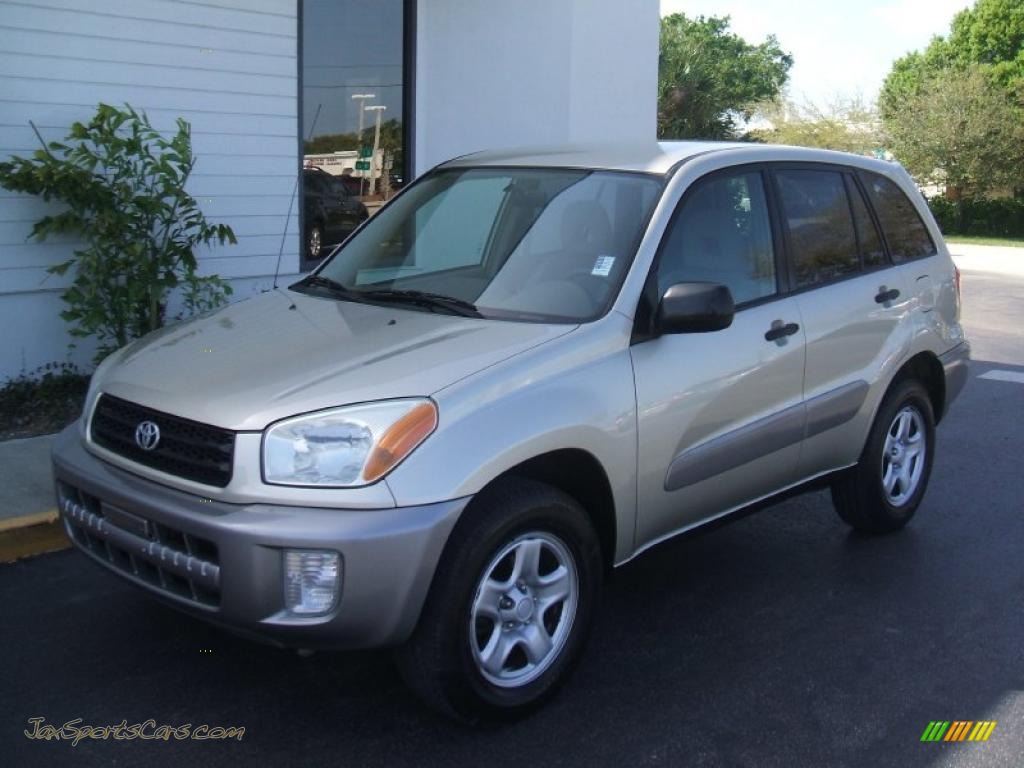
[300,0,405,264]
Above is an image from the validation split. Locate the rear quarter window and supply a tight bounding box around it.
[861,172,936,263]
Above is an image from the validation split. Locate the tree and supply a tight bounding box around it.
[748,96,884,155]
[884,66,1024,204]
[0,104,236,362]
[658,14,792,140]
[880,0,1024,117]
[947,0,1024,95]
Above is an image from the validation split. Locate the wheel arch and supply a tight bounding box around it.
[888,351,945,423]
[474,448,618,570]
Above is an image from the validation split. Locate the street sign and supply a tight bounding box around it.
[358,147,373,158]
[355,160,370,171]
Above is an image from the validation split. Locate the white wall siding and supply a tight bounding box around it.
[413,0,658,175]
[0,0,300,379]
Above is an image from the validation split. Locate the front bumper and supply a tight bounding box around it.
[51,425,469,649]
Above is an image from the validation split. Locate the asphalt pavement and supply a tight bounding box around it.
[2,266,1023,767]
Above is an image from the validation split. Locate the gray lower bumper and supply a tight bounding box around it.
[51,425,469,649]
[940,341,971,417]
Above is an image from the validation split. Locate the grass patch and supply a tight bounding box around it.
[943,235,1024,248]
[0,364,90,441]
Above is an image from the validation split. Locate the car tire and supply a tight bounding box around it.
[395,477,603,722]
[306,223,323,260]
[832,378,935,533]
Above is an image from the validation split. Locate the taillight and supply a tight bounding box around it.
[953,264,962,318]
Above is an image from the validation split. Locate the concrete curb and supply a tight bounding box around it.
[948,244,1024,278]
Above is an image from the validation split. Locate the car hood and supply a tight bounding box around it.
[95,288,576,431]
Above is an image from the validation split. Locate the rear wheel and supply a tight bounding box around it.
[396,478,602,722]
[832,378,935,533]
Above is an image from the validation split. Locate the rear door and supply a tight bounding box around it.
[771,166,913,478]
[859,170,947,320]
[631,166,807,547]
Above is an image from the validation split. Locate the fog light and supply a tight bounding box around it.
[284,550,341,616]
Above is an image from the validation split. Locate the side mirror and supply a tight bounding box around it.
[656,282,735,334]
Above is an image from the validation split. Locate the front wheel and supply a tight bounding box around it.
[832,378,936,533]
[395,478,602,722]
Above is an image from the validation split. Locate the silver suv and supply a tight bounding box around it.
[53,141,969,720]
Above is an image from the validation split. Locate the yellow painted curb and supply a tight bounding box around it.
[0,509,70,563]
[0,509,58,532]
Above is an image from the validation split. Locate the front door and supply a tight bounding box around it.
[631,167,808,549]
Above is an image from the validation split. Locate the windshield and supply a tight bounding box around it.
[302,167,663,322]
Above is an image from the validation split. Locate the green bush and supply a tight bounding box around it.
[0,363,90,440]
[927,196,1024,237]
[0,103,236,363]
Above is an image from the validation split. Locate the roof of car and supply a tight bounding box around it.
[440,140,899,177]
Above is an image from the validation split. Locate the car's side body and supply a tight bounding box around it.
[53,140,967,667]
[386,143,966,563]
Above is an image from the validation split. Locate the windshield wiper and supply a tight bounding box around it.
[358,288,483,318]
[291,274,360,298]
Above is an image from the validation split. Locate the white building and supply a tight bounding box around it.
[0,0,657,380]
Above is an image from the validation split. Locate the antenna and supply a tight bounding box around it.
[273,103,321,289]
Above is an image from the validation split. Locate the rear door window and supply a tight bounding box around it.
[845,176,887,269]
[775,169,859,288]
[860,172,936,263]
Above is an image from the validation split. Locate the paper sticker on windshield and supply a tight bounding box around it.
[591,255,615,276]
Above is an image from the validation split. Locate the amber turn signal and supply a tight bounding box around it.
[362,401,438,482]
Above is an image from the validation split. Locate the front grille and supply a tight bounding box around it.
[58,481,221,607]
[90,394,235,487]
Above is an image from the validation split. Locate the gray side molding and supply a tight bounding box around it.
[803,380,869,439]
[664,403,804,491]
[664,380,869,492]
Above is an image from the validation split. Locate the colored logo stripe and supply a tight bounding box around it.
[944,721,972,741]
[921,721,996,742]
[969,721,997,741]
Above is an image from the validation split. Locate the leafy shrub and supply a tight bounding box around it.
[0,363,90,440]
[0,103,237,363]
[928,196,1024,237]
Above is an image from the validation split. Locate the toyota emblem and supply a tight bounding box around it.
[134,421,161,451]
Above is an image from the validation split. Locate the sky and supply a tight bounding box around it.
[660,0,973,105]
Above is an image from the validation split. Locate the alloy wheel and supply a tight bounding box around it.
[881,405,926,506]
[469,531,578,688]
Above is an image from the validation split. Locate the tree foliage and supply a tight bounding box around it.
[658,14,792,140]
[884,66,1024,198]
[880,0,1024,115]
[879,0,1024,196]
[0,103,236,362]
[749,96,884,155]
[947,0,1024,95]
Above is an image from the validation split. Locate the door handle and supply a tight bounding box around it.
[874,287,900,303]
[764,321,800,342]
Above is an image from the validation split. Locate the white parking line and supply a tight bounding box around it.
[979,370,1024,384]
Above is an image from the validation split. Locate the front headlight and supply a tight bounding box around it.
[263,399,437,487]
